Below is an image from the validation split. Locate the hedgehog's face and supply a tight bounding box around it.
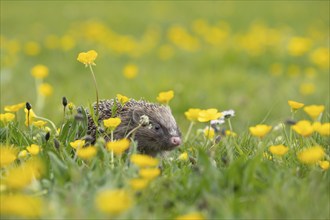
[132,106,182,156]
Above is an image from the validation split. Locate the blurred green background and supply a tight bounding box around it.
[1,1,329,132]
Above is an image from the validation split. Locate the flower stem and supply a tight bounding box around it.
[88,64,99,117]
[184,121,195,143]
[125,124,142,139]
[35,78,44,113]
[227,118,233,132]
[110,130,114,169]
[34,115,57,132]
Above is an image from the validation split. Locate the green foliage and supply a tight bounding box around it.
[1,1,329,219]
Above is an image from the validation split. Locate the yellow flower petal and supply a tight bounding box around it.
[123,64,138,79]
[103,117,121,130]
[31,64,49,79]
[95,189,133,215]
[77,50,98,66]
[129,178,150,190]
[70,140,85,149]
[156,90,174,104]
[26,144,40,156]
[303,105,325,120]
[106,139,130,155]
[184,108,201,122]
[116,94,130,105]
[0,145,18,168]
[249,124,272,138]
[139,168,161,180]
[38,83,53,97]
[0,194,44,218]
[0,113,15,124]
[4,102,25,112]
[76,146,97,160]
[319,161,329,170]
[297,146,325,164]
[288,100,304,110]
[176,212,205,220]
[198,108,222,122]
[178,152,189,161]
[130,154,159,168]
[269,145,289,156]
[291,120,314,137]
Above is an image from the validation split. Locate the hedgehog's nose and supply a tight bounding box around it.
[171,136,181,146]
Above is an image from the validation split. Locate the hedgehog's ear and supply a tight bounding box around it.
[132,108,144,123]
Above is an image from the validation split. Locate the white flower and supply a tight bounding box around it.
[221,109,235,119]
[211,119,225,125]
[139,115,150,126]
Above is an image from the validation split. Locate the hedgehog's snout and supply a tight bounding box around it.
[170,136,181,147]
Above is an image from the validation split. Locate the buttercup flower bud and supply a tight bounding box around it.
[26,102,32,111]
[62,97,68,107]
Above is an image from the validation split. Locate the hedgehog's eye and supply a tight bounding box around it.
[154,123,161,131]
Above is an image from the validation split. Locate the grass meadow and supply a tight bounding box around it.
[0,1,329,219]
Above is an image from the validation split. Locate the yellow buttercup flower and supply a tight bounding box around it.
[156,90,174,105]
[315,123,330,136]
[269,145,289,156]
[0,194,44,218]
[24,41,40,56]
[60,35,76,51]
[103,117,121,130]
[309,47,329,69]
[299,83,315,96]
[303,105,325,120]
[76,146,97,160]
[139,168,161,180]
[77,50,98,66]
[178,152,189,161]
[94,189,133,215]
[38,83,53,97]
[225,130,237,137]
[24,108,36,127]
[203,126,215,139]
[70,140,85,149]
[288,100,304,111]
[18,150,28,159]
[129,178,150,191]
[287,37,312,56]
[31,64,49,79]
[184,108,201,122]
[123,64,138,79]
[130,154,159,168]
[4,158,44,189]
[198,108,222,122]
[319,161,329,170]
[106,138,130,155]
[291,120,314,137]
[26,144,41,156]
[297,146,325,164]
[116,94,130,105]
[32,120,47,128]
[0,113,15,124]
[0,145,18,168]
[4,102,25,112]
[249,124,272,138]
[175,212,205,220]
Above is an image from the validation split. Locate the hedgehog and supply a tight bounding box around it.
[87,99,182,156]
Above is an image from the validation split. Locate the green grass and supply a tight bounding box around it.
[1,1,329,219]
